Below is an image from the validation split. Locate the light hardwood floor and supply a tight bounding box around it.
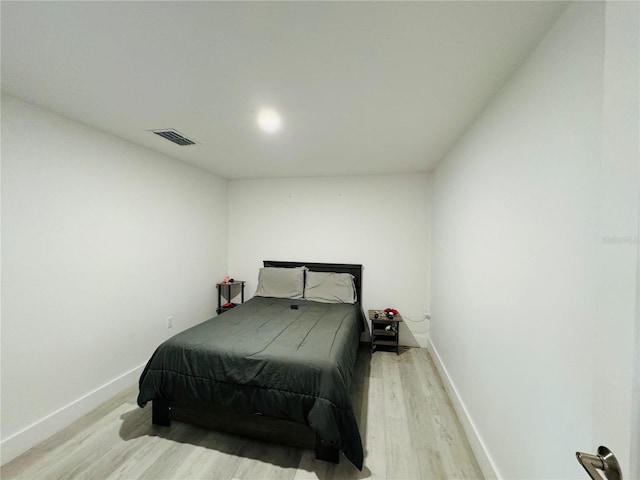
[2,346,483,480]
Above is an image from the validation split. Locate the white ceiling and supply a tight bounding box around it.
[1,1,567,180]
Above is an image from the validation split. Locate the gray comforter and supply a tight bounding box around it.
[137,296,364,469]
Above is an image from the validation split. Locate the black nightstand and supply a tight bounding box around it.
[216,281,245,314]
[369,310,402,355]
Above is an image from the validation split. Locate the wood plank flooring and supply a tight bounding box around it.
[2,346,483,480]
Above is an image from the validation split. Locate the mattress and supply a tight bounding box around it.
[137,296,364,469]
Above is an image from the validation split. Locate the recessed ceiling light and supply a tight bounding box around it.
[257,109,282,133]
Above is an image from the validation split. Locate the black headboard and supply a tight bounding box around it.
[263,260,363,304]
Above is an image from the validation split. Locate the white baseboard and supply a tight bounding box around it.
[1,363,146,465]
[427,338,501,480]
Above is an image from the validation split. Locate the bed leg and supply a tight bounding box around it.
[315,435,339,464]
[152,398,171,426]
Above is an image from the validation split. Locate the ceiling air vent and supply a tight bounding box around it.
[150,129,197,146]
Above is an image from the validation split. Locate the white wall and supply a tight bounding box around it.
[228,174,431,346]
[430,2,639,479]
[1,94,228,463]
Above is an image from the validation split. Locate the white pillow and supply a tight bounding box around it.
[254,267,305,299]
[304,271,356,304]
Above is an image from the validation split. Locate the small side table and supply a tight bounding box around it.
[216,281,245,314]
[369,310,402,355]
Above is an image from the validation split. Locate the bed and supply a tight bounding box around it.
[137,261,366,469]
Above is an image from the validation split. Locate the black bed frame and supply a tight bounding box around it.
[152,260,364,465]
